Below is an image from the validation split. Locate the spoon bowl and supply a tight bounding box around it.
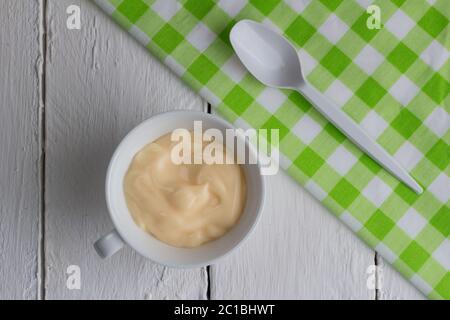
[230,20,304,89]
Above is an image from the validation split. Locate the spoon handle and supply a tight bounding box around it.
[297,83,422,194]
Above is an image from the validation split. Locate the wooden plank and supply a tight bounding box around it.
[0,0,42,299]
[44,0,207,299]
[210,169,376,299]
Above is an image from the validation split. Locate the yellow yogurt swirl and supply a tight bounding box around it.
[124,132,247,248]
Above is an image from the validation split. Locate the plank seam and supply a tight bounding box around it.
[374,252,379,300]
[38,0,48,301]
[206,102,212,300]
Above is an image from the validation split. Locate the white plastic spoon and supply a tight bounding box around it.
[230,19,422,194]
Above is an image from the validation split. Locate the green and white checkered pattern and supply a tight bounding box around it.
[94,0,449,299]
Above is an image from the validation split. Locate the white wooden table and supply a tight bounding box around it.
[0,0,426,300]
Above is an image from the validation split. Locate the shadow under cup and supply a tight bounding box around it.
[105,111,265,267]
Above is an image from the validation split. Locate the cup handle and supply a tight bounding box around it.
[94,229,125,258]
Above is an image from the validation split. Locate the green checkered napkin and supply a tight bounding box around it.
[94,0,449,299]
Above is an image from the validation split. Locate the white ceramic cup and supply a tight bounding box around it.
[94,111,265,268]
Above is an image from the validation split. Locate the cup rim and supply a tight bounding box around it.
[105,110,265,268]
